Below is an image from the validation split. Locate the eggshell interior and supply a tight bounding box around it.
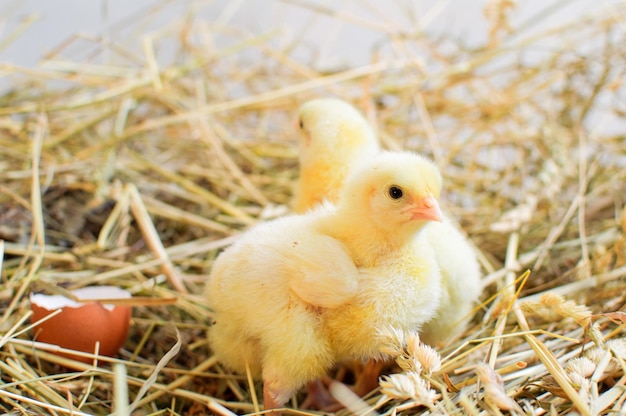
[30,286,132,364]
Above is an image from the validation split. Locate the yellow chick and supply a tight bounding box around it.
[294,98,380,213]
[295,98,481,346]
[206,151,444,412]
[419,217,481,345]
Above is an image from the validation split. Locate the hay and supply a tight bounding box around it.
[1,1,625,414]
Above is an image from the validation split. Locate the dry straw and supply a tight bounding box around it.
[1,0,625,414]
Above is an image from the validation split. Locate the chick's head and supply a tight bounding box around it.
[296,98,378,165]
[340,151,444,238]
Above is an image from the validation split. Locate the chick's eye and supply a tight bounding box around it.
[298,119,304,129]
[388,186,403,200]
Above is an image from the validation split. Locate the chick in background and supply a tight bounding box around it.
[206,151,444,412]
[294,98,380,213]
[295,97,482,346]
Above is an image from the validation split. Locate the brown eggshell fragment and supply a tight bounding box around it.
[30,286,132,364]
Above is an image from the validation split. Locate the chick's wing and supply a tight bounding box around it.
[282,232,359,309]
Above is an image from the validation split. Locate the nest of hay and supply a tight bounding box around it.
[1,1,625,414]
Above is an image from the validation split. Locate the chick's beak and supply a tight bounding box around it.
[409,195,443,222]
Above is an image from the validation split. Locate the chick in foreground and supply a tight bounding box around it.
[294,98,380,213]
[207,151,443,412]
[295,98,482,346]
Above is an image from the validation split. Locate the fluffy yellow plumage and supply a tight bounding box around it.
[420,216,482,344]
[294,98,380,213]
[206,151,443,412]
[295,97,482,346]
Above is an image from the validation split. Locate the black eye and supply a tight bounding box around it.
[298,119,304,129]
[388,186,403,200]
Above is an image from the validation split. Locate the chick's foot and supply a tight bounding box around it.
[300,377,337,410]
[300,360,384,412]
[352,359,385,397]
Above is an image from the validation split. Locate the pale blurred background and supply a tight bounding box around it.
[1,0,621,68]
[1,0,624,136]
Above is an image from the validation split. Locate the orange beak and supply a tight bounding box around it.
[408,195,443,222]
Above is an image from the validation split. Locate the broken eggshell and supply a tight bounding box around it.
[30,286,132,364]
